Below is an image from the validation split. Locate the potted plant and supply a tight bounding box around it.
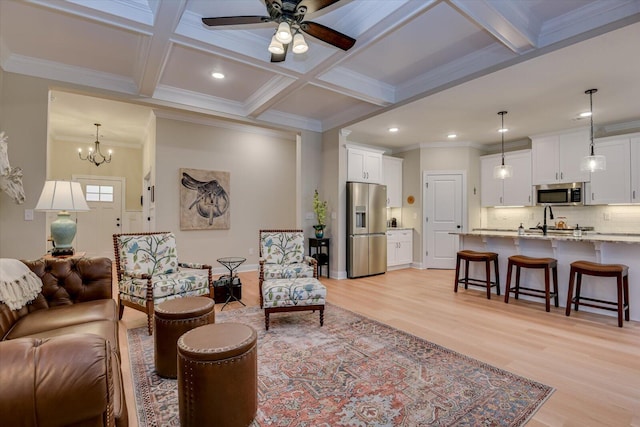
[313,189,328,238]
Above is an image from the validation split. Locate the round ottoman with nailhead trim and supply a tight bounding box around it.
[153,296,215,378]
[177,322,258,427]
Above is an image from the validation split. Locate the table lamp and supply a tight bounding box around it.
[35,180,90,256]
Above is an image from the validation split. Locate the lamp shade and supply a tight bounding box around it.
[275,21,292,44]
[292,33,308,54]
[35,181,90,212]
[35,181,90,253]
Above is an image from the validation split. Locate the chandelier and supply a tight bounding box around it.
[78,123,112,166]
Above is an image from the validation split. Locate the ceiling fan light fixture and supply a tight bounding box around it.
[292,32,308,54]
[268,35,285,54]
[275,21,292,44]
[580,88,606,173]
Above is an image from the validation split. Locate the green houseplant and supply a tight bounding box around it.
[313,189,328,238]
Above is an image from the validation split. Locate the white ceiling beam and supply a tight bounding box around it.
[135,0,188,97]
[449,0,538,54]
[244,75,299,117]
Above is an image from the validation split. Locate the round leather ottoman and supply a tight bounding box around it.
[153,296,215,378]
[178,323,258,427]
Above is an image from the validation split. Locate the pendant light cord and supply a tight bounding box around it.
[498,111,507,166]
[586,89,597,156]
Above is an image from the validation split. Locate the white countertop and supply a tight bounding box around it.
[387,227,413,231]
[455,230,640,244]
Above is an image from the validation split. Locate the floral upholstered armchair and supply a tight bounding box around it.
[259,229,317,307]
[113,232,213,334]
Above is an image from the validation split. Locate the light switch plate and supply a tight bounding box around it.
[24,209,34,221]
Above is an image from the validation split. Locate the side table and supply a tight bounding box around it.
[216,257,246,310]
[309,237,330,278]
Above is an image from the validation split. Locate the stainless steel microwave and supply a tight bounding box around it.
[535,183,583,206]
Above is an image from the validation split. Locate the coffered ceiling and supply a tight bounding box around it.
[1,0,639,150]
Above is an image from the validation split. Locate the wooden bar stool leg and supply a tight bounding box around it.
[504,261,513,303]
[464,259,470,289]
[575,273,582,311]
[485,258,491,299]
[624,275,630,321]
[566,267,576,317]
[552,266,559,307]
[543,266,550,312]
[514,266,521,300]
[617,274,624,327]
[454,255,461,293]
[494,258,500,296]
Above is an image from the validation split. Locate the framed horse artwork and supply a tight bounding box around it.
[179,167,230,230]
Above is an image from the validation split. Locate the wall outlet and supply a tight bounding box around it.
[305,212,314,220]
[603,212,611,221]
[331,211,337,219]
[249,248,254,255]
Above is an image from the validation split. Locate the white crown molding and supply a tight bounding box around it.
[244,75,298,117]
[418,140,487,150]
[396,43,514,102]
[600,119,640,134]
[153,84,246,117]
[2,54,139,95]
[153,109,296,140]
[539,0,640,47]
[256,109,323,133]
[317,66,394,106]
[343,143,388,154]
[449,0,536,53]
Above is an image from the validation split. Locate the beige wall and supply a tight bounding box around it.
[154,117,298,268]
[49,139,143,211]
[0,72,49,258]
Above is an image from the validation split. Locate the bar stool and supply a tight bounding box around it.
[504,255,558,312]
[566,260,630,327]
[454,250,500,299]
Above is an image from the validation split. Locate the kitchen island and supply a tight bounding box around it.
[455,230,640,322]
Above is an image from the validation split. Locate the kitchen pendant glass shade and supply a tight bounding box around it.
[268,35,285,54]
[580,153,606,172]
[494,111,512,179]
[580,88,605,173]
[275,22,292,44]
[292,33,308,54]
[35,181,90,250]
[493,164,513,179]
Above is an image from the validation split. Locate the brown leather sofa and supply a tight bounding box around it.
[0,257,128,427]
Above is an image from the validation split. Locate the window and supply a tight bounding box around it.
[85,185,114,202]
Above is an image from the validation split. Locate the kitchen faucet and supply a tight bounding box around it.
[543,205,554,235]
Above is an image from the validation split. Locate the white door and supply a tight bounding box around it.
[75,176,124,258]
[424,172,464,269]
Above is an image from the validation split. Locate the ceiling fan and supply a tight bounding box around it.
[202,0,356,62]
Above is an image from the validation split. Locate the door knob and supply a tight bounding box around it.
[457,225,461,228]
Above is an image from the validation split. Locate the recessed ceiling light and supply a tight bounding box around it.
[388,127,399,133]
[447,133,457,139]
[579,111,592,117]
[211,72,225,79]
[498,128,508,133]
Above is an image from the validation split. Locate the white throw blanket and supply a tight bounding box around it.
[0,258,43,310]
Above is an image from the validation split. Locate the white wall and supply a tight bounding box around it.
[154,117,298,270]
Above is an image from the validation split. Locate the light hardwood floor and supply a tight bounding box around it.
[117,268,640,426]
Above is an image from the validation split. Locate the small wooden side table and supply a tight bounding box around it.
[43,252,86,259]
[308,238,330,278]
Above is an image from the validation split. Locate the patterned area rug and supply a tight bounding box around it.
[127,303,553,426]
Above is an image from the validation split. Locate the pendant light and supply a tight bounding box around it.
[493,111,512,179]
[580,88,606,172]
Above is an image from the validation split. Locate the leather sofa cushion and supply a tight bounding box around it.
[6,299,117,341]
[0,334,114,427]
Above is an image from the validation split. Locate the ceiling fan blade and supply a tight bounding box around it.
[202,16,269,26]
[300,21,355,51]
[271,43,290,63]
[297,0,342,15]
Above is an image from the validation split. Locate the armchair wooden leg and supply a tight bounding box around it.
[118,302,124,320]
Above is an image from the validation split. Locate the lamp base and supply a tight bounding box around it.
[51,247,75,257]
[50,210,77,249]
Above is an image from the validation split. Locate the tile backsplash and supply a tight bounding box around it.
[481,205,640,233]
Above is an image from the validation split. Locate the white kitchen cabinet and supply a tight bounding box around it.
[532,129,590,185]
[383,156,403,207]
[347,147,383,184]
[632,137,640,203]
[480,150,532,207]
[587,137,631,204]
[387,229,412,268]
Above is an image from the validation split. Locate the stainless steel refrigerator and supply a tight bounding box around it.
[347,182,387,278]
